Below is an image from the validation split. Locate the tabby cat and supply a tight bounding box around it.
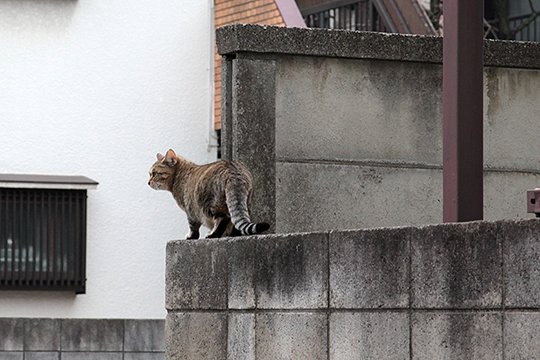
[148,149,270,239]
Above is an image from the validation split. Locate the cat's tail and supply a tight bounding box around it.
[225,178,270,236]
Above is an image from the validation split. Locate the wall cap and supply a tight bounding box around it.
[217,24,540,69]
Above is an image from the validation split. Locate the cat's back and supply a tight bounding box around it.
[196,159,252,182]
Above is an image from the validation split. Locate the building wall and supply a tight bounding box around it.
[0,0,215,319]
[214,0,285,130]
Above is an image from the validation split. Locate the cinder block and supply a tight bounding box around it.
[0,318,24,351]
[166,240,227,310]
[124,353,164,360]
[412,312,502,360]
[166,312,227,360]
[25,353,60,360]
[124,319,164,352]
[25,318,60,351]
[255,232,328,309]
[228,313,255,360]
[504,312,540,359]
[61,319,123,351]
[228,238,256,309]
[411,222,502,308]
[0,352,23,360]
[329,312,409,360]
[255,312,327,360]
[330,227,410,308]
[61,353,122,360]
[502,220,540,307]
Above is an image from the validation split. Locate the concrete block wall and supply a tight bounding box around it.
[166,219,540,359]
[217,24,540,233]
[0,319,164,359]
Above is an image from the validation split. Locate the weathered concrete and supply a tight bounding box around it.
[166,312,226,360]
[255,232,328,309]
[329,312,409,360]
[255,312,327,360]
[229,58,276,229]
[217,24,540,69]
[411,222,502,308]
[165,240,227,310]
[218,24,540,233]
[502,220,540,307]
[504,312,540,359]
[0,319,165,358]
[330,228,410,308]
[227,313,255,360]
[165,219,540,359]
[411,312,503,360]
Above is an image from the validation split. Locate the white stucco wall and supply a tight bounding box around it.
[0,0,215,318]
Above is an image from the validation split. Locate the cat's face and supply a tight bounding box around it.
[148,151,177,191]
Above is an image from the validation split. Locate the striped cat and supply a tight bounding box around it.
[148,149,270,239]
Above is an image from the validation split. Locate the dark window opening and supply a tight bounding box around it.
[0,175,96,294]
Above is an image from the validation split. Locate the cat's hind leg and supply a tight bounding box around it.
[206,215,230,238]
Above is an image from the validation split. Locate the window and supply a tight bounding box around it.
[0,175,97,294]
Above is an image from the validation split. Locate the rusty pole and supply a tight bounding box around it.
[443,0,484,222]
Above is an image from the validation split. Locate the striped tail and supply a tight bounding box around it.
[225,180,270,236]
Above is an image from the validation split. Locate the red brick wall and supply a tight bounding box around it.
[214,0,285,129]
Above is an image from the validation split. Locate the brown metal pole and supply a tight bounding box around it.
[443,0,484,222]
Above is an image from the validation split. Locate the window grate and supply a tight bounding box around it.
[0,188,87,293]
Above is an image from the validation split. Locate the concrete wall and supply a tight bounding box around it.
[165,218,540,359]
[0,318,164,359]
[0,0,215,318]
[217,25,540,233]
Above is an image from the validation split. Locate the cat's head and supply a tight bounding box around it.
[148,149,178,191]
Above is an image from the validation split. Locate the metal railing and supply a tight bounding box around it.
[302,0,393,32]
[487,14,540,41]
[0,188,87,293]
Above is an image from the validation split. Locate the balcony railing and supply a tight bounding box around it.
[302,0,394,33]
[487,13,540,41]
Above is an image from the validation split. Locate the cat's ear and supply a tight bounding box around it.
[165,149,177,167]
[156,153,165,161]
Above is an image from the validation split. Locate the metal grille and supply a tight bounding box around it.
[0,188,87,293]
[303,0,391,32]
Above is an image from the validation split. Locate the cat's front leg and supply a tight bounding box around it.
[185,218,201,240]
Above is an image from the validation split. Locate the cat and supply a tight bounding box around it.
[148,149,270,239]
